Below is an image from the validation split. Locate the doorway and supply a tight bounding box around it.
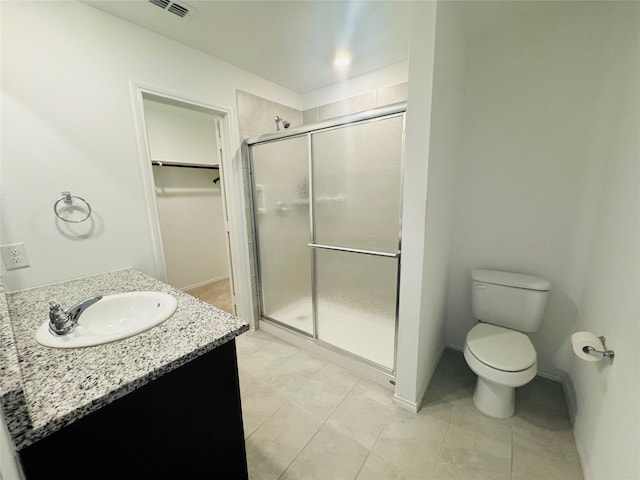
[136,89,236,314]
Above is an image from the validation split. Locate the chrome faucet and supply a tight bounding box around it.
[48,295,102,336]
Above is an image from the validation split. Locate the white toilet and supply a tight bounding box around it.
[463,269,550,418]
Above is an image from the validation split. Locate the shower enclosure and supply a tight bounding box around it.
[247,103,405,376]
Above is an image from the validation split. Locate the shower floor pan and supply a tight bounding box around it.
[265,297,395,370]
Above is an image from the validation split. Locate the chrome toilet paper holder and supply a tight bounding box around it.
[583,336,615,361]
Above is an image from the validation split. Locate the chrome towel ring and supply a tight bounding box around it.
[54,191,92,223]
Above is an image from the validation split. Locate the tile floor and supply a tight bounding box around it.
[234,329,584,480]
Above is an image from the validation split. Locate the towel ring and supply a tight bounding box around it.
[54,191,92,223]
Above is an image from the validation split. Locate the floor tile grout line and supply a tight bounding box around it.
[255,355,330,404]
[241,387,288,443]
[430,410,454,480]
[238,336,302,441]
[351,450,372,480]
[243,341,582,479]
[239,347,300,382]
[275,406,332,480]
[288,370,364,425]
[277,374,375,480]
[353,398,402,480]
[242,333,367,476]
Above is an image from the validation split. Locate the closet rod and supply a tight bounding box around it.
[151,161,219,170]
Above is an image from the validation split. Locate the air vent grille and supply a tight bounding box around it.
[149,0,170,8]
[167,3,189,17]
[148,0,193,18]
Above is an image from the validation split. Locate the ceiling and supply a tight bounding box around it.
[83,0,413,94]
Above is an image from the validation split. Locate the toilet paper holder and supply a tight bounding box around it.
[583,336,615,361]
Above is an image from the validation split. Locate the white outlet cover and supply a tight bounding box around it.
[0,243,30,270]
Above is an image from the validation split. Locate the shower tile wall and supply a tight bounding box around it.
[307,92,376,124]
[237,90,303,140]
[302,82,408,124]
[236,90,304,324]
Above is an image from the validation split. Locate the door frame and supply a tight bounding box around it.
[130,81,252,323]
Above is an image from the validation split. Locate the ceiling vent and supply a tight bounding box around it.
[148,0,194,19]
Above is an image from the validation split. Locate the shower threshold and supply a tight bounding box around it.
[257,318,396,391]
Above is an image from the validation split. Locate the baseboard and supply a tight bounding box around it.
[394,342,446,414]
[571,423,591,480]
[181,276,229,292]
[417,342,447,406]
[561,371,577,424]
[393,393,419,413]
[536,370,563,382]
[560,372,590,480]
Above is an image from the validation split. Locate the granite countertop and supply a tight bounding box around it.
[0,269,249,450]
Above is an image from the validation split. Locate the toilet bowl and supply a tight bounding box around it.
[464,323,537,418]
[463,269,550,418]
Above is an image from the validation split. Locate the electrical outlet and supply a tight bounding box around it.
[1,243,30,270]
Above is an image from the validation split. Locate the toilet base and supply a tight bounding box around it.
[473,377,515,418]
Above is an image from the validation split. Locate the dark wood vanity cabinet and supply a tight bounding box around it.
[18,339,248,479]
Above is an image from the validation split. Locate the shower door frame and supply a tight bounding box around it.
[246,102,406,378]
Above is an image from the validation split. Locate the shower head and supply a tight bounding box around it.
[274,116,290,130]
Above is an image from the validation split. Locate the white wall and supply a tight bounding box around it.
[0,0,301,299]
[564,4,639,479]
[394,1,439,410]
[417,1,466,402]
[142,96,228,291]
[442,2,639,478]
[152,166,229,290]
[143,97,221,167]
[444,2,626,378]
[394,1,467,410]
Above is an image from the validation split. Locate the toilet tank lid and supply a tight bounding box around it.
[471,269,551,291]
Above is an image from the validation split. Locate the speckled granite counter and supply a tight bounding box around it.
[0,269,248,451]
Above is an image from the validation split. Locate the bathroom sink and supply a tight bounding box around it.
[35,291,178,348]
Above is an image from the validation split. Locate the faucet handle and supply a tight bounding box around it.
[48,301,71,335]
[49,301,67,322]
[49,301,64,315]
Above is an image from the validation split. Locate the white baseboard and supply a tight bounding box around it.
[395,342,446,414]
[561,371,577,424]
[181,275,229,292]
[445,342,463,352]
[393,393,419,413]
[536,370,563,382]
[560,372,590,480]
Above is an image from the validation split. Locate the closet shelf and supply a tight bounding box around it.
[151,160,219,170]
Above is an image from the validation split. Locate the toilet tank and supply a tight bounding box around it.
[471,269,550,332]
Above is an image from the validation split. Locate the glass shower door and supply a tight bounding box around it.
[250,136,313,335]
[310,115,404,369]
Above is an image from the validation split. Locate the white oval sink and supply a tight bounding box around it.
[35,292,177,348]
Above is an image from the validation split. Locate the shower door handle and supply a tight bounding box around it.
[307,243,400,259]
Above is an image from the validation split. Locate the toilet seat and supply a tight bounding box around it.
[466,323,536,372]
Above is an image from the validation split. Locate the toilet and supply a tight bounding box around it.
[463,269,550,418]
